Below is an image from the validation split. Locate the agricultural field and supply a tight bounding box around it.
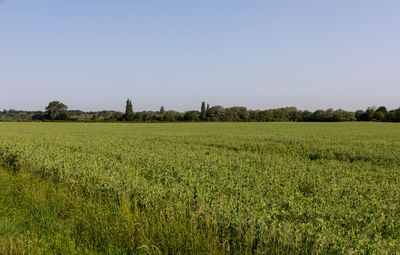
[0,122,399,254]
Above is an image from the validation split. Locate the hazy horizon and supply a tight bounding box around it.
[1,0,399,112]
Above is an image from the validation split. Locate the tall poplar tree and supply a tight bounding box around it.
[200,102,206,120]
[125,99,134,121]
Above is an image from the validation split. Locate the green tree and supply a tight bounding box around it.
[183,111,200,121]
[375,111,385,121]
[200,102,206,120]
[45,101,69,120]
[376,106,387,113]
[375,106,387,121]
[360,107,375,121]
[355,110,364,121]
[225,106,249,121]
[207,106,225,121]
[393,108,400,122]
[160,106,165,114]
[32,112,44,121]
[125,99,134,121]
[301,110,313,121]
[164,111,180,121]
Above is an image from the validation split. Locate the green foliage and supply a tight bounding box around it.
[163,110,180,121]
[0,122,399,254]
[124,99,134,121]
[1,102,399,122]
[45,101,69,120]
[207,105,225,121]
[375,111,385,121]
[183,111,200,121]
[376,106,387,113]
[224,106,249,121]
[200,102,206,120]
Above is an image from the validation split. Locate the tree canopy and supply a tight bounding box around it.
[1,100,399,123]
[45,101,69,120]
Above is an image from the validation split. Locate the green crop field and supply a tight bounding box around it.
[0,122,399,254]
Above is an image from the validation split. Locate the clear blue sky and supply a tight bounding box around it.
[1,0,399,112]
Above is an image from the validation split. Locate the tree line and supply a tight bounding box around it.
[1,100,400,122]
